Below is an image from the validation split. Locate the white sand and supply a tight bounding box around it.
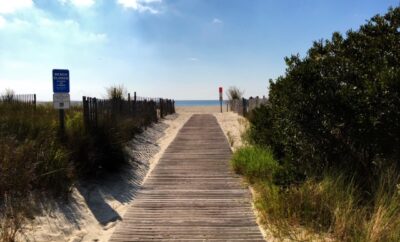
[19,113,191,242]
[19,106,275,242]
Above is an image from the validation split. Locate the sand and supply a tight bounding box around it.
[20,113,191,242]
[19,106,268,242]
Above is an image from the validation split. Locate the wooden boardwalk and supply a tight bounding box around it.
[110,114,264,241]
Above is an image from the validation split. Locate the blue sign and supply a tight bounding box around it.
[53,69,70,93]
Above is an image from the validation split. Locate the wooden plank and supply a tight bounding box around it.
[109,114,264,241]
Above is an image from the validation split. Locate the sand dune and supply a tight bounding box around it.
[20,106,246,242]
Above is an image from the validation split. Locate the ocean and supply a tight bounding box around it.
[175,100,226,107]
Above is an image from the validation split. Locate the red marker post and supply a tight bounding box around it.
[219,87,223,113]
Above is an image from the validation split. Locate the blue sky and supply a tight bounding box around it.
[0,0,398,100]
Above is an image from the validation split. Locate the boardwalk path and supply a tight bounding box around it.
[110,114,264,241]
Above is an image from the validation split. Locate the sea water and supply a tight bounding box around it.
[175,100,226,107]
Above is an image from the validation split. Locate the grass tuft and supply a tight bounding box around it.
[231,146,279,182]
[232,145,400,241]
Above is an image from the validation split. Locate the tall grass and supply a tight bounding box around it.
[0,103,74,241]
[231,146,279,182]
[232,146,400,241]
[0,99,145,241]
[226,86,244,101]
[0,103,73,195]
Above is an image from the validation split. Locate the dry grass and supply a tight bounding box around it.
[231,146,400,242]
[227,131,235,147]
[0,101,146,241]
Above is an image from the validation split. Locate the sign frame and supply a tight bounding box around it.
[53,69,70,93]
[53,93,71,110]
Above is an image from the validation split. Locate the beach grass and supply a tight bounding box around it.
[0,101,144,241]
[231,146,400,241]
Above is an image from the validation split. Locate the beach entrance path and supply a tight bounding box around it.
[109,114,264,241]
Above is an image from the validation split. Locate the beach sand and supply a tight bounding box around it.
[20,106,260,242]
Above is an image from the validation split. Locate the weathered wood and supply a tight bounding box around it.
[109,114,264,241]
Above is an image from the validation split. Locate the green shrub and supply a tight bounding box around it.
[231,146,279,182]
[249,7,400,191]
[234,7,400,242]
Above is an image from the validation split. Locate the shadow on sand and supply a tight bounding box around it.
[33,117,173,230]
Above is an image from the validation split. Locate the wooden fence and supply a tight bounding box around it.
[83,94,175,129]
[230,96,268,116]
[0,94,36,106]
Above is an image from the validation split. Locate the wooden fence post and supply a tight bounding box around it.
[93,98,98,128]
[160,98,164,118]
[83,96,89,129]
[128,93,131,115]
[242,98,247,116]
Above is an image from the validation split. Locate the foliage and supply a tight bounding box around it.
[240,7,400,241]
[106,85,128,101]
[0,103,73,197]
[231,146,280,182]
[0,86,156,241]
[249,7,400,190]
[0,89,15,102]
[232,144,400,241]
[226,86,244,101]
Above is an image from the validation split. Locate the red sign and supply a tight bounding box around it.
[219,87,223,93]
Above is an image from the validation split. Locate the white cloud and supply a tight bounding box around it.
[0,15,6,28]
[117,0,162,14]
[1,12,107,45]
[59,0,95,7]
[38,17,56,27]
[0,0,33,14]
[188,57,198,62]
[212,18,223,24]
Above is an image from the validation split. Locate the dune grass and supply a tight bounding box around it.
[232,146,400,242]
[231,146,279,182]
[0,101,146,241]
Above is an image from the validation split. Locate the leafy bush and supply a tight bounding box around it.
[249,7,400,190]
[240,7,400,241]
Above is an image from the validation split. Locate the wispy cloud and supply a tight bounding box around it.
[188,57,199,62]
[212,18,223,24]
[117,0,162,14]
[0,0,33,14]
[0,15,6,28]
[0,8,107,45]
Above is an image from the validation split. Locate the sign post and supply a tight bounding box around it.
[52,69,70,134]
[219,87,223,113]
